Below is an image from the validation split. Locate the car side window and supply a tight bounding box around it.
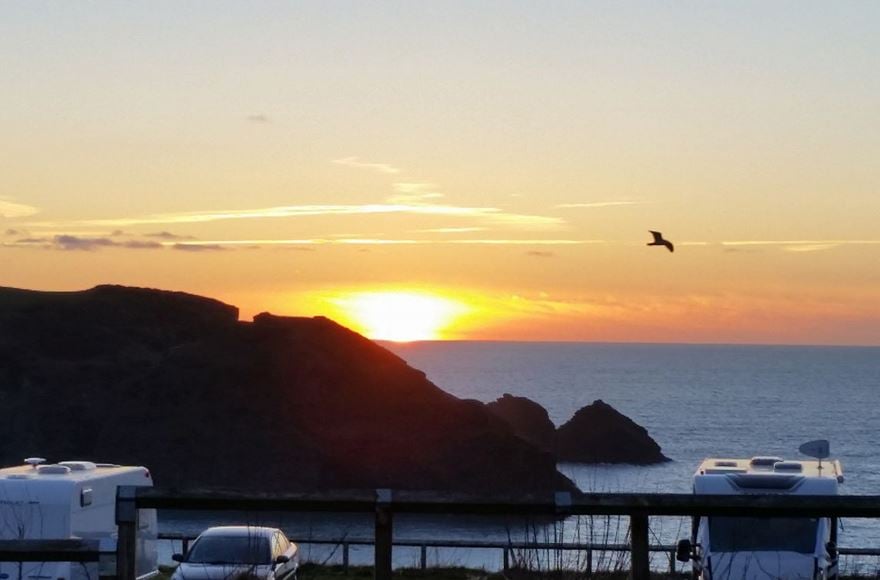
[277,534,290,553]
[271,534,282,558]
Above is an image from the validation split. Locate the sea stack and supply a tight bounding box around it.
[556,400,670,464]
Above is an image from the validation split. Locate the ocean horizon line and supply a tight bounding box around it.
[381,338,880,350]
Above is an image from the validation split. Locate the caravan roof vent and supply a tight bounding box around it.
[59,461,97,471]
[705,468,747,474]
[714,460,738,467]
[36,464,71,475]
[774,461,803,473]
[24,457,46,468]
[750,456,784,468]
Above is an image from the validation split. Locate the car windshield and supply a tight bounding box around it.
[709,517,819,554]
[186,536,272,565]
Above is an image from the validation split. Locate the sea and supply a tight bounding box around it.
[160,342,880,572]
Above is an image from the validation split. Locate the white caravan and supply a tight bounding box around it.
[677,441,844,580]
[0,459,158,580]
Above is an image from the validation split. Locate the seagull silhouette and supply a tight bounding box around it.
[647,230,674,253]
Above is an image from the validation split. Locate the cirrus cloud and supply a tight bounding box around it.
[172,243,226,252]
[0,198,39,219]
[24,203,566,230]
[553,201,643,209]
[6,235,164,251]
[333,156,401,175]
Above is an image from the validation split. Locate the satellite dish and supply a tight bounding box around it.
[24,457,46,469]
[799,439,830,460]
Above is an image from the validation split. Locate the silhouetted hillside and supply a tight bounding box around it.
[0,285,576,495]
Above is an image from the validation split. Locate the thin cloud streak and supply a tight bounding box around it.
[25,203,565,229]
[782,244,839,253]
[722,240,880,253]
[414,227,487,233]
[171,243,225,252]
[0,198,40,218]
[172,238,603,247]
[333,156,401,174]
[673,240,880,250]
[145,231,196,240]
[449,239,597,245]
[388,182,444,203]
[554,201,643,209]
[6,235,163,251]
[720,240,880,246]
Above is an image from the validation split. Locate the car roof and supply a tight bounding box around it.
[197,526,282,539]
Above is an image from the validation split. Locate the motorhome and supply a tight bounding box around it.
[677,442,844,580]
[0,458,158,580]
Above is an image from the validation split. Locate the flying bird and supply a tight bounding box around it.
[647,230,674,253]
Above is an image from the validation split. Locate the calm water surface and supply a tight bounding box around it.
[162,342,880,570]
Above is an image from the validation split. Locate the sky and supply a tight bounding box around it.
[2,2,879,345]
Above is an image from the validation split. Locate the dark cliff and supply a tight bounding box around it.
[0,285,577,494]
[485,393,556,454]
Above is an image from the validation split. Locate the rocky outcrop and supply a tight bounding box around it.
[485,394,556,454]
[484,395,670,465]
[556,400,670,464]
[0,285,577,495]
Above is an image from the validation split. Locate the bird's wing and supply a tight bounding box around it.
[666,241,674,253]
[649,230,663,243]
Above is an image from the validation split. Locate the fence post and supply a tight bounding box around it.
[586,548,592,577]
[374,489,393,580]
[115,486,138,580]
[502,548,509,571]
[630,514,650,580]
[342,542,350,572]
[669,548,676,574]
[420,545,427,570]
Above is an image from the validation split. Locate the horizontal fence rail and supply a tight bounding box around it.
[0,539,100,562]
[126,488,880,517]
[118,488,880,580]
[157,532,880,575]
[159,532,684,573]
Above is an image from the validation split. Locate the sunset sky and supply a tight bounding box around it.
[2,2,879,345]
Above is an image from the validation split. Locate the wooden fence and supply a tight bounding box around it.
[160,532,684,574]
[156,533,880,575]
[0,539,99,563]
[116,488,880,580]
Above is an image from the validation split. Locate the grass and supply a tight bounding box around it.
[298,563,503,580]
[294,565,658,580]
[161,563,880,580]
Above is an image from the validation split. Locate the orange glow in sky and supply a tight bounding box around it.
[329,291,469,342]
[2,4,880,345]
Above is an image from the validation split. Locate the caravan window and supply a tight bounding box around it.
[709,517,819,554]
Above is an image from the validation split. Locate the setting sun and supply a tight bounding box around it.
[333,292,469,342]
